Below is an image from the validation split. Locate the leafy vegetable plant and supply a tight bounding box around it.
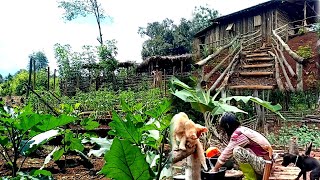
[0,102,76,177]
[101,99,172,180]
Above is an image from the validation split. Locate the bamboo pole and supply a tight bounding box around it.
[217,60,238,91]
[195,35,239,66]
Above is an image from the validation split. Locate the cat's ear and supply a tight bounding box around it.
[195,124,208,137]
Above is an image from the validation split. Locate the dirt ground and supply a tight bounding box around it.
[282,32,320,90]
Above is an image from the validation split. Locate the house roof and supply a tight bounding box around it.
[194,0,318,37]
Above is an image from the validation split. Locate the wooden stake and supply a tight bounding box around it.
[47,66,50,91]
[53,69,56,91]
[33,58,36,90]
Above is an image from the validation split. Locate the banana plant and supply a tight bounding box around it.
[169,77,285,147]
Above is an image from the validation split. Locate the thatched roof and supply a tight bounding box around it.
[118,61,137,68]
[138,54,193,69]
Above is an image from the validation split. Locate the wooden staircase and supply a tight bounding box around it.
[228,45,277,90]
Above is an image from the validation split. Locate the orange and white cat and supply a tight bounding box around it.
[171,112,208,180]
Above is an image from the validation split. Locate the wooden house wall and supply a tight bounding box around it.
[197,8,277,48]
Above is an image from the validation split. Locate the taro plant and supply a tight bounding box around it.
[0,102,76,177]
[169,77,285,148]
[100,99,172,180]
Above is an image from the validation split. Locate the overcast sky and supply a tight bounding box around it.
[0,0,269,77]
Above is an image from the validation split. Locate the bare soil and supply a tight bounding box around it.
[282,32,320,90]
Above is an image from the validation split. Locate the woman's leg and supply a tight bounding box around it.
[233,146,266,175]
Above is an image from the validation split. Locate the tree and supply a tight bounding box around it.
[58,0,107,45]
[0,74,3,84]
[190,5,219,34]
[138,5,219,58]
[28,51,49,71]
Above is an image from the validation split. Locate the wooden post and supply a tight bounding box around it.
[297,63,304,91]
[173,66,175,75]
[164,69,166,96]
[253,90,263,129]
[26,58,33,99]
[33,58,36,90]
[53,69,56,91]
[180,60,183,75]
[303,0,307,32]
[47,66,50,91]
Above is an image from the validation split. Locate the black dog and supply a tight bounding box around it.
[281,142,320,180]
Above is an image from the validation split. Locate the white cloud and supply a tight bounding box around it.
[0,0,268,76]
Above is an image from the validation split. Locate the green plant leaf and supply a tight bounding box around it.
[145,100,172,118]
[101,138,152,180]
[53,148,64,161]
[108,111,141,144]
[0,136,9,146]
[30,169,52,177]
[80,118,100,130]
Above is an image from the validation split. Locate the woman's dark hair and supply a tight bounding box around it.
[219,112,241,137]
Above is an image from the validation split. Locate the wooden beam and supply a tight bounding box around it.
[239,72,273,76]
[246,57,274,62]
[272,46,295,91]
[272,30,304,63]
[268,51,284,91]
[229,85,274,90]
[195,35,239,66]
[242,63,273,68]
[209,50,241,92]
[276,46,296,77]
[218,60,238,91]
[246,53,269,58]
[203,45,240,81]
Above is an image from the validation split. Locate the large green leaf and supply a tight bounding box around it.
[212,101,247,115]
[145,100,172,119]
[17,113,44,134]
[108,112,141,144]
[101,138,152,180]
[221,96,285,120]
[35,114,76,132]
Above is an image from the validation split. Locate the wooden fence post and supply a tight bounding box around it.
[53,69,56,91]
[47,66,50,91]
[26,58,33,99]
[33,58,36,90]
[164,69,166,96]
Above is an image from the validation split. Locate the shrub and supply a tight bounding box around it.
[296,45,313,59]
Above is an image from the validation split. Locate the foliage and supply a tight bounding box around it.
[298,27,306,35]
[169,77,284,118]
[0,102,76,177]
[58,0,108,45]
[267,125,320,148]
[101,99,172,180]
[138,5,218,58]
[60,88,168,115]
[28,51,49,72]
[296,44,313,59]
